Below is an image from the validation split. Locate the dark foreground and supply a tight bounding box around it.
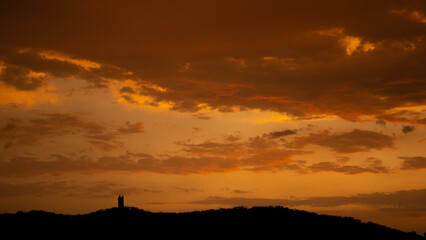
[1,206,424,239]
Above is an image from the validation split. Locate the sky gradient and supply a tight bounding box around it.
[0,0,425,234]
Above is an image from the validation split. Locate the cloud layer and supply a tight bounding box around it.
[0,127,397,176]
[190,189,426,216]
[0,0,426,122]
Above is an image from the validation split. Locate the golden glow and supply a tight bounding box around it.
[38,50,101,70]
[315,27,344,37]
[315,28,375,55]
[362,43,375,52]
[340,36,375,55]
[262,56,296,70]
[254,112,294,123]
[1,3,426,235]
[392,9,426,23]
[111,79,173,110]
[340,36,361,55]
[0,62,6,72]
[386,105,426,113]
[0,82,59,105]
[144,83,167,92]
[411,11,426,23]
[241,110,338,124]
[28,71,47,78]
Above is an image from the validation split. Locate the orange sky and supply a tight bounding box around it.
[0,0,425,234]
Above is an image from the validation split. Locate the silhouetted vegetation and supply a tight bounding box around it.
[1,206,424,239]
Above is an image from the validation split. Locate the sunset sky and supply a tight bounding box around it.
[0,0,425,233]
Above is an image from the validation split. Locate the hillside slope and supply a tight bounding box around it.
[1,206,424,239]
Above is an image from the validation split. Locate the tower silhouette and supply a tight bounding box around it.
[118,195,124,208]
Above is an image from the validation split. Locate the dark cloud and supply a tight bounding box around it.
[231,189,252,194]
[264,129,297,139]
[399,156,426,170]
[376,120,387,127]
[402,125,416,134]
[0,65,44,90]
[120,95,138,104]
[287,129,394,153]
[307,160,390,175]
[0,49,130,89]
[281,157,390,175]
[225,134,242,142]
[177,140,245,157]
[119,86,137,94]
[0,1,425,120]
[191,113,211,120]
[376,110,426,125]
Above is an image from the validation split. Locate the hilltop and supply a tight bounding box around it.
[1,206,424,239]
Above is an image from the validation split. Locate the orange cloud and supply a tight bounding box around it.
[190,189,426,213]
[399,156,426,170]
[0,82,59,106]
[306,160,389,175]
[286,129,394,153]
[0,113,144,151]
[0,126,398,176]
[2,3,426,122]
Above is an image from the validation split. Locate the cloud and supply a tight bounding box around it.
[177,140,245,158]
[0,1,426,121]
[279,157,390,175]
[402,125,416,133]
[119,86,137,94]
[190,189,426,216]
[0,154,236,177]
[263,129,297,139]
[306,159,390,175]
[178,134,310,171]
[377,109,426,125]
[231,189,252,194]
[0,180,154,198]
[192,113,212,120]
[399,156,426,170]
[0,127,397,176]
[120,95,138,104]
[0,65,45,90]
[0,113,144,151]
[376,120,387,127]
[0,113,105,147]
[287,129,394,153]
[0,48,132,90]
[225,134,242,142]
[117,121,144,134]
[175,187,204,193]
[0,133,308,176]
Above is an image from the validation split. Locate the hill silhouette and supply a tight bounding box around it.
[1,206,424,239]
